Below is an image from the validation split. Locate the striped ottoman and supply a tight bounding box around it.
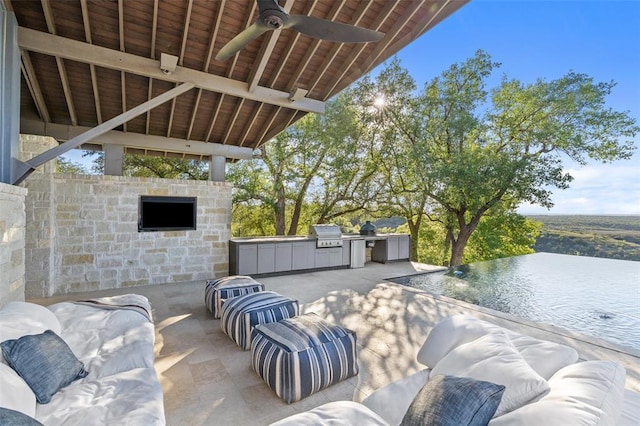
[220,291,299,350]
[204,275,265,319]
[251,313,359,403]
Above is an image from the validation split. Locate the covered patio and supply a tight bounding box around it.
[0,0,469,302]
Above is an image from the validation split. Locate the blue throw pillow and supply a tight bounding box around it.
[0,407,43,425]
[400,375,505,426]
[0,330,89,404]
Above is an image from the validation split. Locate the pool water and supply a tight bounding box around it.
[389,253,640,351]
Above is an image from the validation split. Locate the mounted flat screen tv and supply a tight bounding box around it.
[138,196,197,232]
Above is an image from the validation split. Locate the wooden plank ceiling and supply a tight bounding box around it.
[6,0,467,159]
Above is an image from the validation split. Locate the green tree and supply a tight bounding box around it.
[228,89,381,235]
[369,51,637,266]
[56,156,88,174]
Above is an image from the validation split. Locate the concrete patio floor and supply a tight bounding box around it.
[30,261,640,426]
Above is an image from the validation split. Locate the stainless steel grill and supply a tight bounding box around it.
[309,224,343,248]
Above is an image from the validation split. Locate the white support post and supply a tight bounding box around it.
[104,144,124,176]
[209,155,226,182]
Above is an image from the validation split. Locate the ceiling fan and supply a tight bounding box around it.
[216,0,385,61]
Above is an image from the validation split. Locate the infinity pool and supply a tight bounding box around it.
[389,253,640,351]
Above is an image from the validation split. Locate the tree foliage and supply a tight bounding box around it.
[56,156,88,174]
[227,88,381,235]
[365,50,637,266]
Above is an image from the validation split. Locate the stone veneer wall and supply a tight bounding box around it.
[0,182,27,306]
[24,174,232,297]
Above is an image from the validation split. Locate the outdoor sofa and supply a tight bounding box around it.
[272,314,640,425]
[0,295,164,425]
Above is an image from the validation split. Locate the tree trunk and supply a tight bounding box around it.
[448,221,476,267]
[274,185,286,235]
[407,215,422,262]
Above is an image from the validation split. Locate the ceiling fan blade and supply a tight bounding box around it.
[285,15,384,43]
[216,22,270,61]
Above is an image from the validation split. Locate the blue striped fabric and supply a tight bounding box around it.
[251,313,358,403]
[204,275,265,319]
[220,291,299,350]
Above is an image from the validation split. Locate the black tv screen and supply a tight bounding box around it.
[138,196,197,232]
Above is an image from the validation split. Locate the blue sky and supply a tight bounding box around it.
[386,0,640,215]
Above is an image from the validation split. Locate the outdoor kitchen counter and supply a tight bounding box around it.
[228,234,410,276]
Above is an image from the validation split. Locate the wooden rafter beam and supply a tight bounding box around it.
[3,0,50,122]
[187,0,226,140]
[286,0,344,94]
[146,0,159,135]
[329,1,465,99]
[247,0,295,93]
[324,0,418,99]
[19,52,50,122]
[80,0,102,124]
[17,27,324,113]
[40,0,77,126]
[167,0,193,138]
[118,0,127,131]
[207,0,256,143]
[305,0,377,94]
[239,103,264,147]
[267,0,318,88]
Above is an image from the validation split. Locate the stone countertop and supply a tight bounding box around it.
[230,234,409,243]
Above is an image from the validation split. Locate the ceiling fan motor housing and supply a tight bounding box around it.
[262,11,285,29]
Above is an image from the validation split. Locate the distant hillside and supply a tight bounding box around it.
[528,215,640,261]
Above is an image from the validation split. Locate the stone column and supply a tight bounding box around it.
[0,182,27,306]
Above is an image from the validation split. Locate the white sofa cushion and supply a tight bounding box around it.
[0,302,62,364]
[489,361,626,426]
[430,332,550,417]
[0,362,37,418]
[417,314,578,379]
[362,369,431,426]
[270,401,389,426]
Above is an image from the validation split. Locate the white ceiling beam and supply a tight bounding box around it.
[21,119,255,160]
[18,27,325,114]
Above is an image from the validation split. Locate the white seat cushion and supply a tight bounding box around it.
[417,314,578,379]
[430,331,550,417]
[489,361,626,426]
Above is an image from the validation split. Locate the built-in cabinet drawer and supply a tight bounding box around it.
[292,241,315,270]
[371,235,411,263]
[230,235,409,275]
[315,247,342,268]
[398,235,410,260]
[275,243,293,272]
[257,244,276,274]
[237,244,257,275]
